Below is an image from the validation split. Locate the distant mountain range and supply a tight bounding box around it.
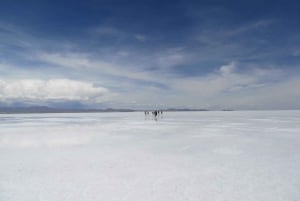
[0,106,135,114]
[0,106,220,114]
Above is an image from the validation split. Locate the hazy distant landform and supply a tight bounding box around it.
[0,106,213,114]
[0,106,135,114]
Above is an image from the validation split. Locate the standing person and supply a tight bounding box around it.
[152,110,157,121]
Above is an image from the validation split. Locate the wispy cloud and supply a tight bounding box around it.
[153,47,190,68]
[168,61,298,109]
[134,34,146,42]
[1,7,300,110]
[35,52,163,82]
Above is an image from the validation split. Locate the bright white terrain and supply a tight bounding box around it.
[1,111,300,201]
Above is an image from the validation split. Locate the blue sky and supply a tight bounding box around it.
[0,0,300,109]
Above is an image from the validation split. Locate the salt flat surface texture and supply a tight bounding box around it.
[1,111,300,201]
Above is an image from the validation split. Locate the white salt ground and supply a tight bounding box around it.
[1,111,300,201]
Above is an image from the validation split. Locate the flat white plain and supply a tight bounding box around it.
[1,111,300,201]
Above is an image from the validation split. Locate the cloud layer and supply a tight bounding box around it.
[0,79,110,104]
[1,1,300,109]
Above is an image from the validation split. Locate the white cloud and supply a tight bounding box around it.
[35,52,168,83]
[219,61,236,75]
[173,61,251,96]
[0,79,110,103]
[167,61,300,109]
[37,53,92,69]
[151,47,192,69]
[1,21,299,110]
[224,19,274,38]
[134,34,146,42]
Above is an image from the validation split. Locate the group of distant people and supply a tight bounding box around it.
[144,110,163,120]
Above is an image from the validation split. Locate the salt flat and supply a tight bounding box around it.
[1,111,300,201]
